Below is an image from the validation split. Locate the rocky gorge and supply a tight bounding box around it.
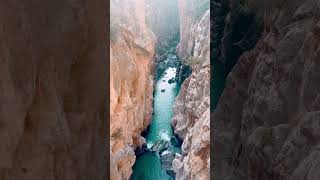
[212,0,320,180]
[110,0,210,179]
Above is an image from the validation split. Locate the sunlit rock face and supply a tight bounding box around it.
[0,0,107,180]
[177,0,210,60]
[172,1,210,178]
[110,0,156,179]
[213,0,320,179]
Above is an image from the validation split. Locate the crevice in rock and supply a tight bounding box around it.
[211,0,263,110]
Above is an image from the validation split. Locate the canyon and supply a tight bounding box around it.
[0,0,107,180]
[212,0,320,180]
[110,0,210,179]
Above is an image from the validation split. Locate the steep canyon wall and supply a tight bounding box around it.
[171,1,210,179]
[110,0,156,179]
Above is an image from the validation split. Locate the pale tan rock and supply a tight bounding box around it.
[172,158,183,172]
[110,0,156,179]
[172,6,210,180]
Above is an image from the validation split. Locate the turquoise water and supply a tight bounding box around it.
[131,67,180,180]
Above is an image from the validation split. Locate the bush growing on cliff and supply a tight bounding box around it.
[111,128,123,140]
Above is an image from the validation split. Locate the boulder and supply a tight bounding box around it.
[168,78,175,84]
[172,158,182,173]
[150,139,169,152]
[160,151,176,169]
[166,169,176,177]
[170,135,183,147]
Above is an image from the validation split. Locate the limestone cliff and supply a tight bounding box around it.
[213,0,320,179]
[0,0,107,180]
[171,1,210,179]
[110,0,156,179]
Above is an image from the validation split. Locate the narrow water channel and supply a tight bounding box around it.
[131,64,181,179]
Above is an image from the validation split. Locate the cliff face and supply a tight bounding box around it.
[0,0,107,180]
[145,0,180,51]
[177,0,210,60]
[172,1,210,179]
[110,0,156,179]
[213,0,320,179]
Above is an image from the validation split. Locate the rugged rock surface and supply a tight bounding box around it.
[110,0,156,179]
[177,0,210,60]
[161,152,176,170]
[0,0,107,180]
[213,0,320,179]
[211,0,262,109]
[150,139,169,153]
[171,3,210,179]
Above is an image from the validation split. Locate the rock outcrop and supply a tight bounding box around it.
[213,0,320,179]
[177,0,210,60]
[0,0,107,180]
[171,1,210,178]
[110,0,156,179]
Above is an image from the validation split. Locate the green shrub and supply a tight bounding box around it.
[111,128,123,140]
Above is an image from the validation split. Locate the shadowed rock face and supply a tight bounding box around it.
[213,0,320,179]
[0,0,107,180]
[211,0,262,109]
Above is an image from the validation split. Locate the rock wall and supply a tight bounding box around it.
[145,0,180,51]
[177,0,210,60]
[0,0,107,180]
[171,1,210,178]
[110,0,156,179]
[213,0,320,179]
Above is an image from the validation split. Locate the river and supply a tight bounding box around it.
[131,63,181,180]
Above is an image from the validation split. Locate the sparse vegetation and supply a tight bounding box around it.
[111,127,123,140]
